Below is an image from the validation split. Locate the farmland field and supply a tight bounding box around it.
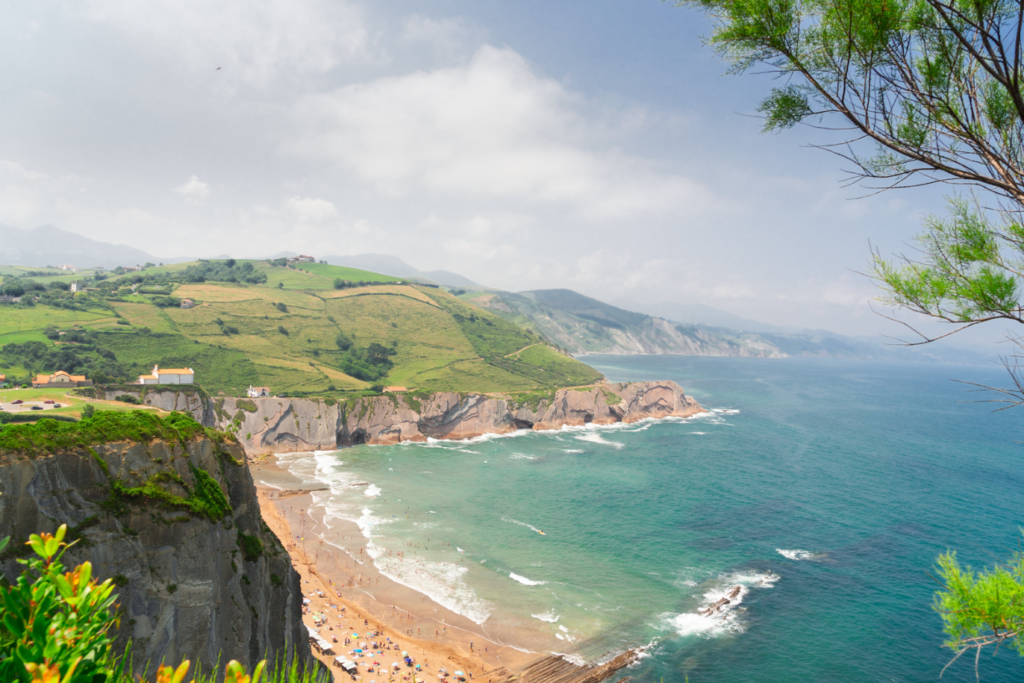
[0,259,605,397]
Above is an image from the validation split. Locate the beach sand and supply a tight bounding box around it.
[254,460,538,682]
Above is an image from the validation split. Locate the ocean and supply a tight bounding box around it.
[267,355,1024,682]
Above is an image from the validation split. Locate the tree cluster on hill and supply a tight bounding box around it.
[333,333,396,381]
[178,260,266,285]
[1,338,133,385]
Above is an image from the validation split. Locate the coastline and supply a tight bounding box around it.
[254,460,539,681]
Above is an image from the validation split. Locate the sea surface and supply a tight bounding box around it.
[272,355,1024,682]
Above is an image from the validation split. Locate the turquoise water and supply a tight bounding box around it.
[277,356,1024,682]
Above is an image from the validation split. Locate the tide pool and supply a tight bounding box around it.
[274,355,1024,682]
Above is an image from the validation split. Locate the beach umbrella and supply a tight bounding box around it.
[354,649,363,653]
[401,651,408,656]
[453,671,464,677]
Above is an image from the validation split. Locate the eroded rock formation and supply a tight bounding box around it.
[0,436,311,676]
[210,380,705,455]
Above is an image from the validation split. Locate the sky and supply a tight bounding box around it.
[0,0,978,340]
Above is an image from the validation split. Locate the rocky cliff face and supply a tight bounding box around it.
[94,386,217,427]
[211,380,705,454]
[0,435,311,676]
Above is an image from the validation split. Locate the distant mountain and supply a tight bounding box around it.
[462,287,966,361]
[322,253,476,287]
[621,299,790,334]
[0,223,161,269]
[466,289,789,357]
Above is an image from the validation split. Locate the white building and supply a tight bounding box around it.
[70,282,80,293]
[138,365,195,385]
[247,386,270,398]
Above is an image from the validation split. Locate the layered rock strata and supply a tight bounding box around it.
[213,380,705,454]
[0,436,311,676]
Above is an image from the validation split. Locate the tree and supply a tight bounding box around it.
[675,0,1024,671]
[675,0,1024,340]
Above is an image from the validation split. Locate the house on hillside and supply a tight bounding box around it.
[0,374,7,388]
[247,386,271,398]
[180,299,195,309]
[33,371,93,388]
[138,365,195,385]
[59,265,76,271]
[383,386,408,393]
[70,282,80,293]
[123,265,141,272]
[286,255,315,264]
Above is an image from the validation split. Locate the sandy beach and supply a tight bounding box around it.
[254,460,539,682]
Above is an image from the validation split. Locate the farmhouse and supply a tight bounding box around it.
[32,371,93,388]
[286,255,315,264]
[247,386,271,398]
[0,374,6,388]
[138,365,195,385]
[180,299,195,309]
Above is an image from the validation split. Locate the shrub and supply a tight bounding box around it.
[82,404,95,419]
[275,302,287,313]
[0,527,121,683]
[115,394,140,405]
[237,533,263,562]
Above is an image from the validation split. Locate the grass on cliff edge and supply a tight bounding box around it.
[0,410,229,455]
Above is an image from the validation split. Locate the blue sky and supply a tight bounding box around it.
[0,0,974,342]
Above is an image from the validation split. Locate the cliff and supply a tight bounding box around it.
[0,424,312,676]
[210,380,705,454]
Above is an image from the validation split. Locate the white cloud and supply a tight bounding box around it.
[286,45,715,219]
[81,0,376,86]
[285,196,337,222]
[173,175,209,202]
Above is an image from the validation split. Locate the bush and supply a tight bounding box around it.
[237,533,263,562]
[115,394,140,405]
[277,326,288,335]
[275,302,287,313]
[0,526,296,682]
[0,527,120,683]
[82,404,95,419]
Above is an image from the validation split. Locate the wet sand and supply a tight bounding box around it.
[254,460,538,682]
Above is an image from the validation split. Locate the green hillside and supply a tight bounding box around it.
[0,259,602,397]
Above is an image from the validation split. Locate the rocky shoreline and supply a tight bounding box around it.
[98,380,705,455]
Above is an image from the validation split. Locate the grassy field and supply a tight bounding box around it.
[0,260,604,397]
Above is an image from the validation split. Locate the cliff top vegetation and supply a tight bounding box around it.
[0,410,227,456]
[0,259,603,399]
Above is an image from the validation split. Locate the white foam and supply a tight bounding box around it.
[364,484,382,498]
[574,432,624,449]
[502,517,545,535]
[562,449,583,454]
[373,554,492,625]
[510,572,547,586]
[510,453,538,460]
[776,548,820,561]
[667,571,778,638]
[532,611,560,623]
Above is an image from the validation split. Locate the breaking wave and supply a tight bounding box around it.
[510,572,547,586]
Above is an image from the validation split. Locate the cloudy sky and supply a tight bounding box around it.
[0,0,962,338]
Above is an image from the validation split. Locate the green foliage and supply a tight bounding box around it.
[178,261,267,286]
[236,534,263,562]
[933,537,1024,673]
[0,410,216,456]
[0,525,122,683]
[235,399,258,413]
[81,405,95,419]
[185,465,232,522]
[872,197,1024,328]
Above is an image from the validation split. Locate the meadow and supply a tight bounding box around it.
[0,260,603,397]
